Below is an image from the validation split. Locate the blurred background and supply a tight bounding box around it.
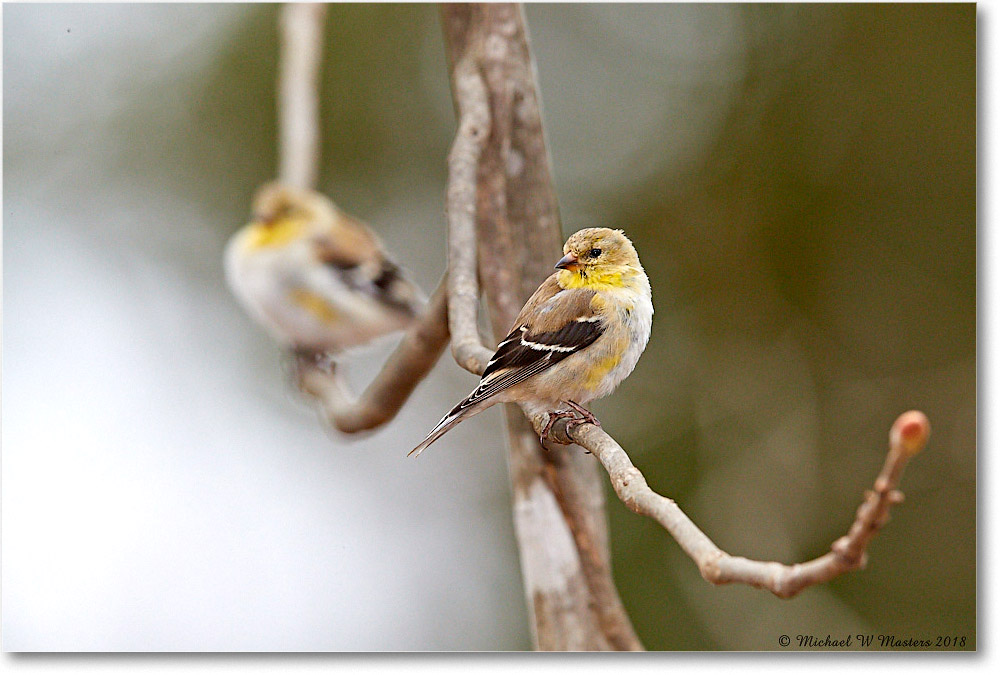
[3,3,975,651]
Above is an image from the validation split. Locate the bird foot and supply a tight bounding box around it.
[565,400,601,427]
[294,348,336,374]
[540,401,601,447]
[291,348,337,394]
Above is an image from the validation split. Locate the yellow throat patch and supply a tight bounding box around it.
[557,267,639,292]
[243,217,307,251]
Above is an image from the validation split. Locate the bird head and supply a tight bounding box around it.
[555,228,641,281]
[243,182,338,250]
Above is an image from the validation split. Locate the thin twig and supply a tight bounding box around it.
[445,56,494,375]
[525,406,930,599]
[278,3,326,189]
[298,277,451,433]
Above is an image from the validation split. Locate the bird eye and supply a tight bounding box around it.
[589,248,602,258]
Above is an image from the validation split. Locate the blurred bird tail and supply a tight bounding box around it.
[408,398,487,457]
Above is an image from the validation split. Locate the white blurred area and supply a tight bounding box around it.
[2,4,528,651]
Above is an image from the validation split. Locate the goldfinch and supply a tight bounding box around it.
[225,182,425,355]
[410,227,652,456]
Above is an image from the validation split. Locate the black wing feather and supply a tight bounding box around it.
[323,256,417,315]
[482,320,604,380]
[450,318,605,414]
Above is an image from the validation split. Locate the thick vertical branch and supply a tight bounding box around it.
[441,3,640,651]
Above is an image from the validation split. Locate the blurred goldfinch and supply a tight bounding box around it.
[225,183,424,355]
[410,227,652,456]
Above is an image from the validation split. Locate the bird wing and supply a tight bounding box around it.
[311,211,380,265]
[449,277,605,415]
[310,214,423,316]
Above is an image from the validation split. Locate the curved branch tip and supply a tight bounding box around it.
[891,410,931,456]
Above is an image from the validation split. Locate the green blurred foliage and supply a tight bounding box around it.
[571,3,975,650]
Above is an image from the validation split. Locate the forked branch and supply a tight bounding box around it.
[441,4,640,650]
[273,0,931,648]
[443,142,931,600]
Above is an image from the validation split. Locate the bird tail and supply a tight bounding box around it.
[408,397,491,457]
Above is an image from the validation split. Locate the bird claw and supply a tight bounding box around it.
[540,410,575,445]
[539,401,601,447]
[565,400,601,427]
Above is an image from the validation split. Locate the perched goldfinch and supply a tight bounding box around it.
[410,227,652,456]
[225,183,424,355]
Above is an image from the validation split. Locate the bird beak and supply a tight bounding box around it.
[555,252,581,271]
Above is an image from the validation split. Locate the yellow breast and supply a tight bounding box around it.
[584,350,623,390]
[288,289,341,324]
[556,265,646,295]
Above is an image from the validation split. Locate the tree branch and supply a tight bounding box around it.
[278,3,326,189]
[524,406,931,599]
[441,3,640,651]
[297,277,450,433]
[268,0,933,650]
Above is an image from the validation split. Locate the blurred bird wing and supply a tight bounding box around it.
[310,215,424,316]
[312,211,381,265]
[453,277,605,413]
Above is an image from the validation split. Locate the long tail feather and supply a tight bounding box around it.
[408,411,466,457]
[408,398,494,457]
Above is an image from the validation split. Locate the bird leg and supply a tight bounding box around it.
[540,401,601,446]
[294,348,335,372]
[290,348,337,394]
[565,400,601,428]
